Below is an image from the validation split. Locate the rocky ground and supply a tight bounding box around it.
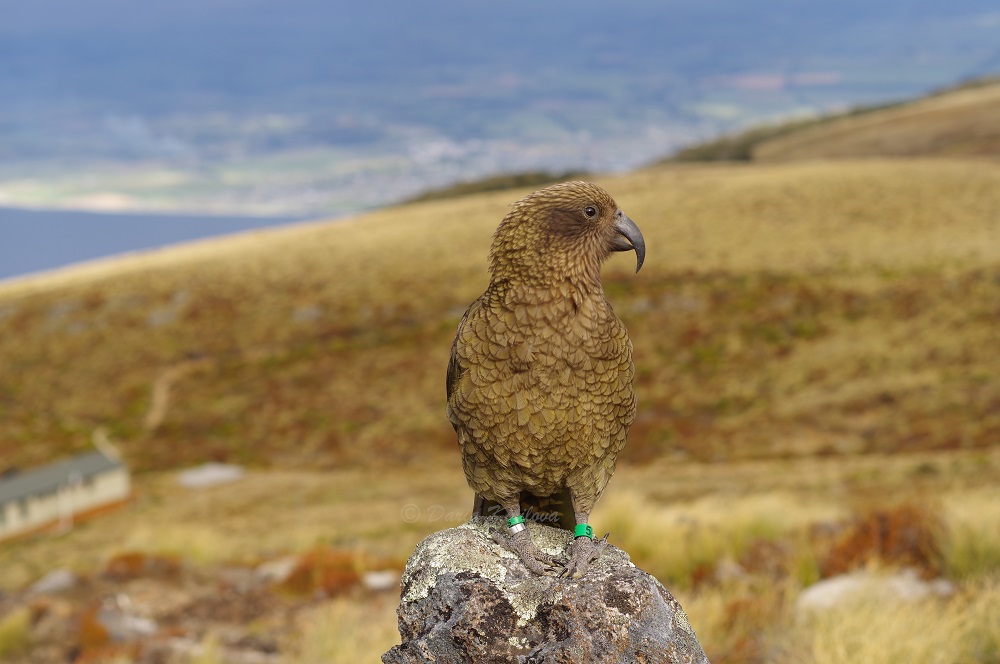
[0,548,401,664]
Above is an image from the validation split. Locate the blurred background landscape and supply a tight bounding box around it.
[1,1,999,663]
[3,0,1000,219]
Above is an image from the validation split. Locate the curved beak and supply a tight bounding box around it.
[609,211,645,273]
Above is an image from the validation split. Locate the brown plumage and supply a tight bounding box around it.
[446,181,645,577]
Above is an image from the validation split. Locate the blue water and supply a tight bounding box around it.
[0,208,309,281]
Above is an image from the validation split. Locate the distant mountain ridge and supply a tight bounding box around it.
[667,76,1000,162]
[753,77,1000,160]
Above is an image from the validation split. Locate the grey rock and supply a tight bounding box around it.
[383,518,709,664]
[98,594,158,642]
[255,556,298,585]
[796,567,956,615]
[28,568,78,596]
[364,569,402,592]
[176,462,245,488]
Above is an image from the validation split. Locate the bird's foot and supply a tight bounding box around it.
[560,532,609,578]
[490,527,565,576]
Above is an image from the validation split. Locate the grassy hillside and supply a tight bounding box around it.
[667,76,1000,162]
[398,169,589,204]
[755,79,1000,160]
[2,157,1000,663]
[1,159,998,473]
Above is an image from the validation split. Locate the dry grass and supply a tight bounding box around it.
[942,487,1000,581]
[754,80,1000,160]
[291,596,399,664]
[595,490,841,588]
[0,462,471,590]
[1,159,998,474]
[667,76,1000,163]
[189,632,225,664]
[592,450,1000,663]
[3,449,999,662]
[0,607,32,658]
[777,574,1000,664]
[1,157,998,662]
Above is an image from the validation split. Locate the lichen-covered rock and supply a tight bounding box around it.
[383,518,709,664]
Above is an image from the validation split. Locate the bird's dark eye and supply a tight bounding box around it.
[584,206,598,218]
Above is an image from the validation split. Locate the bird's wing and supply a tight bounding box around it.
[446,297,480,428]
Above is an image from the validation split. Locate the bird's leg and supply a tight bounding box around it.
[561,508,609,578]
[489,502,563,576]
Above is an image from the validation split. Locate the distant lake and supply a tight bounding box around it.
[0,207,311,282]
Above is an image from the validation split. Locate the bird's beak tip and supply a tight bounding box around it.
[611,211,645,274]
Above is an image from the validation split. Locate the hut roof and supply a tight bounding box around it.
[0,451,124,507]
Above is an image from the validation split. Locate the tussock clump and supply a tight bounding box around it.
[280,547,401,597]
[816,503,943,579]
[281,548,362,597]
[102,551,181,581]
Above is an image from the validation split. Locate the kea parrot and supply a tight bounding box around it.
[446,181,645,578]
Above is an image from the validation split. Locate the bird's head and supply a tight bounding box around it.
[488,181,645,286]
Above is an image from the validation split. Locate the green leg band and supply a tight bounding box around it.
[574,523,594,539]
[507,514,527,535]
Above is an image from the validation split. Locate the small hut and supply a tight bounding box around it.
[0,450,130,541]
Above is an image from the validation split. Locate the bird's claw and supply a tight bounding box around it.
[560,532,609,578]
[489,527,565,576]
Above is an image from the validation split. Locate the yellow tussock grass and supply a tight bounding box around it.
[594,490,844,588]
[293,596,399,664]
[781,574,1000,664]
[0,607,32,658]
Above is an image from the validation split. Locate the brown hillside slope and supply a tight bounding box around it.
[1,159,998,473]
[754,80,1000,160]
